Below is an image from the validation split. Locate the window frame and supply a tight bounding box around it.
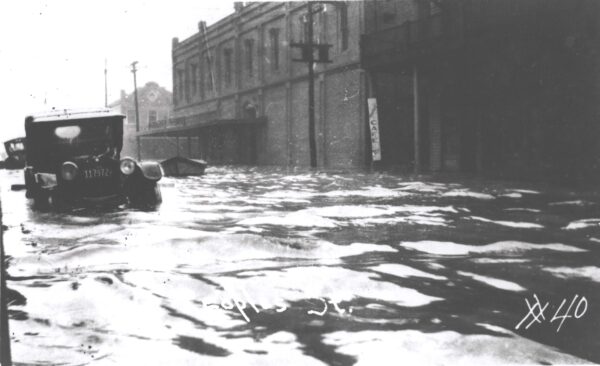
[223,48,233,87]
[244,39,254,78]
[269,28,280,71]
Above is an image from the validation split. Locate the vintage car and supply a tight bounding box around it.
[24,109,162,208]
[3,138,26,169]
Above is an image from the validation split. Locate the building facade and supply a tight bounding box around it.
[144,0,600,182]
[362,0,600,181]
[109,81,173,158]
[146,1,367,167]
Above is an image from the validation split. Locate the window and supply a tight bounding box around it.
[191,63,198,96]
[244,39,254,78]
[339,2,349,51]
[300,9,325,44]
[223,48,233,87]
[313,10,323,44]
[148,110,157,125]
[177,69,184,102]
[269,28,280,71]
[302,15,310,43]
[184,66,190,102]
[199,60,205,100]
[204,52,214,93]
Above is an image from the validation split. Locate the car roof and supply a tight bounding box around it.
[27,108,125,123]
[4,137,25,144]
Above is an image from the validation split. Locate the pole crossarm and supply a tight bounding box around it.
[291,43,333,64]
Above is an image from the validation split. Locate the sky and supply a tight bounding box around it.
[0,0,238,141]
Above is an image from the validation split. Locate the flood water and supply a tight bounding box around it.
[1,167,600,365]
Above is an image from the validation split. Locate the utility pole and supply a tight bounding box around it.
[413,65,421,174]
[291,2,335,168]
[131,61,141,161]
[307,2,317,168]
[104,59,108,108]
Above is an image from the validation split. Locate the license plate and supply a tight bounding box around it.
[83,168,112,179]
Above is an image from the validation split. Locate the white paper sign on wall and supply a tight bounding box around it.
[368,98,382,162]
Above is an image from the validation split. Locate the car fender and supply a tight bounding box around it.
[137,161,163,181]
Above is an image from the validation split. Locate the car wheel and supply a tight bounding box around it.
[152,183,162,205]
[32,190,51,210]
[127,181,161,207]
[143,182,162,206]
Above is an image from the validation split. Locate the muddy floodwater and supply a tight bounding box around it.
[1,167,600,365]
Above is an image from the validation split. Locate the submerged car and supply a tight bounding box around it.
[24,109,162,208]
[3,137,26,169]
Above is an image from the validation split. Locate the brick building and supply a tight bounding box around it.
[142,1,368,167]
[362,0,600,181]
[109,81,173,158]
[141,1,600,181]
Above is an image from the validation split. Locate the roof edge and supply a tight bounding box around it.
[27,108,125,122]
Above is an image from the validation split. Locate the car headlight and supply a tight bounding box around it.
[61,161,78,181]
[120,158,136,175]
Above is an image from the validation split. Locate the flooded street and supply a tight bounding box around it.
[2,167,600,365]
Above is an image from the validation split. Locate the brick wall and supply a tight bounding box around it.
[171,1,367,168]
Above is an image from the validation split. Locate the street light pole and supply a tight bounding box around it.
[131,61,141,161]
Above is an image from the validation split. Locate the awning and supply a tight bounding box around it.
[136,117,267,137]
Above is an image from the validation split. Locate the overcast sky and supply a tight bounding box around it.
[0,0,239,141]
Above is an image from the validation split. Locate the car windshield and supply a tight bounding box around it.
[7,141,25,153]
[50,123,117,156]
[26,116,123,172]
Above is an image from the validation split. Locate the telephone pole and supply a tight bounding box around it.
[104,59,108,107]
[291,2,335,168]
[413,65,421,174]
[131,61,141,161]
[307,2,317,168]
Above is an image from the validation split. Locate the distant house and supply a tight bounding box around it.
[109,81,172,158]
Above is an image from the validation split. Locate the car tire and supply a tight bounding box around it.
[127,181,161,207]
[143,182,162,206]
[152,183,162,205]
[32,190,51,210]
